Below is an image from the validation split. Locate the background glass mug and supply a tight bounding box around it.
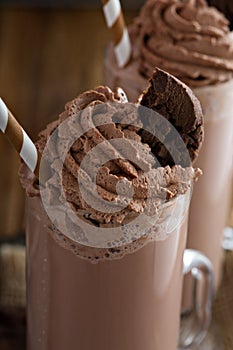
[26,187,213,350]
[187,80,233,291]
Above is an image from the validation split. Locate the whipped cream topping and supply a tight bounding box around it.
[133,0,233,86]
[20,86,201,227]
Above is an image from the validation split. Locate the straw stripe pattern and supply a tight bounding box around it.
[0,98,8,133]
[0,98,38,174]
[103,0,121,28]
[20,130,38,173]
[102,0,131,68]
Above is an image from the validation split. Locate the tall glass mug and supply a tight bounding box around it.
[188,79,233,290]
[26,187,213,350]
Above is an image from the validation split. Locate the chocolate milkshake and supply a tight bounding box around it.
[104,0,233,289]
[25,194,189,350]
[20,70,209,350]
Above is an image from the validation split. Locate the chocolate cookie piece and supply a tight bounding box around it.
[140,67,204,166]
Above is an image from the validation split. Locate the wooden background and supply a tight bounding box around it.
[0,0,144,8]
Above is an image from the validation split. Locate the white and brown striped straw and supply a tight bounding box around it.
[102,0,132,68]
[0,98,40,179]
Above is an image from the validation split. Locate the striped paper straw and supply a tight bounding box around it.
[102,0,132,68]
[0,98,40,179]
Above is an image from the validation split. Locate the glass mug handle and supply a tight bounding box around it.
[179,249,214,349]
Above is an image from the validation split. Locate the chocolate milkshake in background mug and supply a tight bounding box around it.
[104,0,233,291]
[19,69,213,350]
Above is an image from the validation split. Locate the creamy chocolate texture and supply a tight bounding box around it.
[20,87,201,220]
[20,73,203,260]
[104,0,233,102]
[136,0,233,87]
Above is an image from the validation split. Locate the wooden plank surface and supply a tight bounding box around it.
[0,8,135,238]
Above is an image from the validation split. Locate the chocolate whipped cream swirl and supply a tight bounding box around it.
[21,86,200,228]
[134,0,233,86]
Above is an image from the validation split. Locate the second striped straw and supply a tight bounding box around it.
[102,0,132,68]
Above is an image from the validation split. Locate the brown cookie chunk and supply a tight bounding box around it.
[139,67,204,166]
